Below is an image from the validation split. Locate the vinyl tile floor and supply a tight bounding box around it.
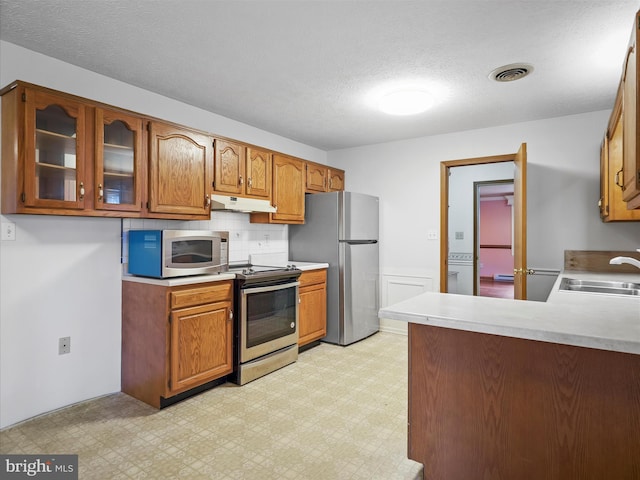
[0,332,423,479]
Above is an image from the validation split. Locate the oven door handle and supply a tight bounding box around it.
[241,281,300,295]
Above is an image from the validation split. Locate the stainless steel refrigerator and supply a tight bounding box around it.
[289,191,379,345]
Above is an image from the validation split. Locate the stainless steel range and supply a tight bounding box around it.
[230,263,302,385]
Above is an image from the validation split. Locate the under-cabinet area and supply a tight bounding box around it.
[0,80,344,223]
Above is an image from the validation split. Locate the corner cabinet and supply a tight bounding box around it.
[298,269,327,347]
[122,279,234,408]
[148,121,213,218]
[213,138,271,199]
[251,153,305,224]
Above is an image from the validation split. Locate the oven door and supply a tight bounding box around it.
[240,281,299,363]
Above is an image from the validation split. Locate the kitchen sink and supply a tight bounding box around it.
[559,277,640,296]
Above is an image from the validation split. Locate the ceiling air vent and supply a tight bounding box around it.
[489,63,534,82]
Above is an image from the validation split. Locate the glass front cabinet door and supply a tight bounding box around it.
[95,108,143,212]
[24,88,87,209]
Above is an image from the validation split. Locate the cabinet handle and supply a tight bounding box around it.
[239,175,244,186]
[615,169,624,188]
[97,184,104,201]
[229,310,233,320]
[205,194,211,207]
[248,177,252,188]
[79,182,85,199]
[623,45,635,82]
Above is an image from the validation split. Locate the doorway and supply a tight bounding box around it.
[439,144,528,299]
[475,180,515,299]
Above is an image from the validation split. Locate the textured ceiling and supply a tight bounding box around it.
[1,1,638,150]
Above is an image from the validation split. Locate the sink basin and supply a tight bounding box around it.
[559,277,640,296]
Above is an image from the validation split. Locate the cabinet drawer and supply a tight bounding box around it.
[171,281,232,309]
[299,269,327,287]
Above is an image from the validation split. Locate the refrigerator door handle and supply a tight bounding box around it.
[340,239,378,245]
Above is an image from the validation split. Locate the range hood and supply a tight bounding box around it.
[210,194,276,213]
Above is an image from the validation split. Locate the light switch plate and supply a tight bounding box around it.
[455,231,464,240]
[1,222,16,241]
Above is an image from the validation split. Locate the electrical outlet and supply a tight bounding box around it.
[59,336,71,355]
[427,230,438,240]
[1,222,16,241]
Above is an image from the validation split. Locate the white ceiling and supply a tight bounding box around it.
[1,1,637,151]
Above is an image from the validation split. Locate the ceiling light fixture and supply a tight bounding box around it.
[378,89,434,115]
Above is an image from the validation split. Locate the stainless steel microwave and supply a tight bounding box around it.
[127,230,229,278]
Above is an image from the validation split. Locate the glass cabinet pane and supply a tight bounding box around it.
[35,105,77,201]
[102,120,135,205]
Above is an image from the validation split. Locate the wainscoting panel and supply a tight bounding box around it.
[380,273,434,335]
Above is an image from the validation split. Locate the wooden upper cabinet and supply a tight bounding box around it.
[328,168,345,192]
[95,108,144,212]
[214,139,271,200]
[214,139,245,195]
[601,87,640,221]
[246,146,272,199]
[306,162,327,192]
[305,162,345,193]
[23,87,88,210]
[272,154,305,223]
[252,153,305,223]
[621,10,640,208]
[148,121,213,217]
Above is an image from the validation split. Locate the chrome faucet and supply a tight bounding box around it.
[609,249,640,270]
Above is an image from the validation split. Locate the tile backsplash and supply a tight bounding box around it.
[121,211,288,268]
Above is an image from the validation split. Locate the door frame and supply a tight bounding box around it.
[440,144,527,299]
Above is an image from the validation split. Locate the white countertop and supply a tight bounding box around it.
[122,261,328,286]
[379,270,640,355]
[288,261,329,271]
[122,272,237,286]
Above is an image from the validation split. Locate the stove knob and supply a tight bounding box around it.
[290,322,295,329]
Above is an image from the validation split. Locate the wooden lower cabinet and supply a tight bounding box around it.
[408,323,640,480]
[298,269,327,347]
[122,279,233,408]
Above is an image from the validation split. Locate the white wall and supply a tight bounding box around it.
[0,41,326,429]
[329,110,640,302]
